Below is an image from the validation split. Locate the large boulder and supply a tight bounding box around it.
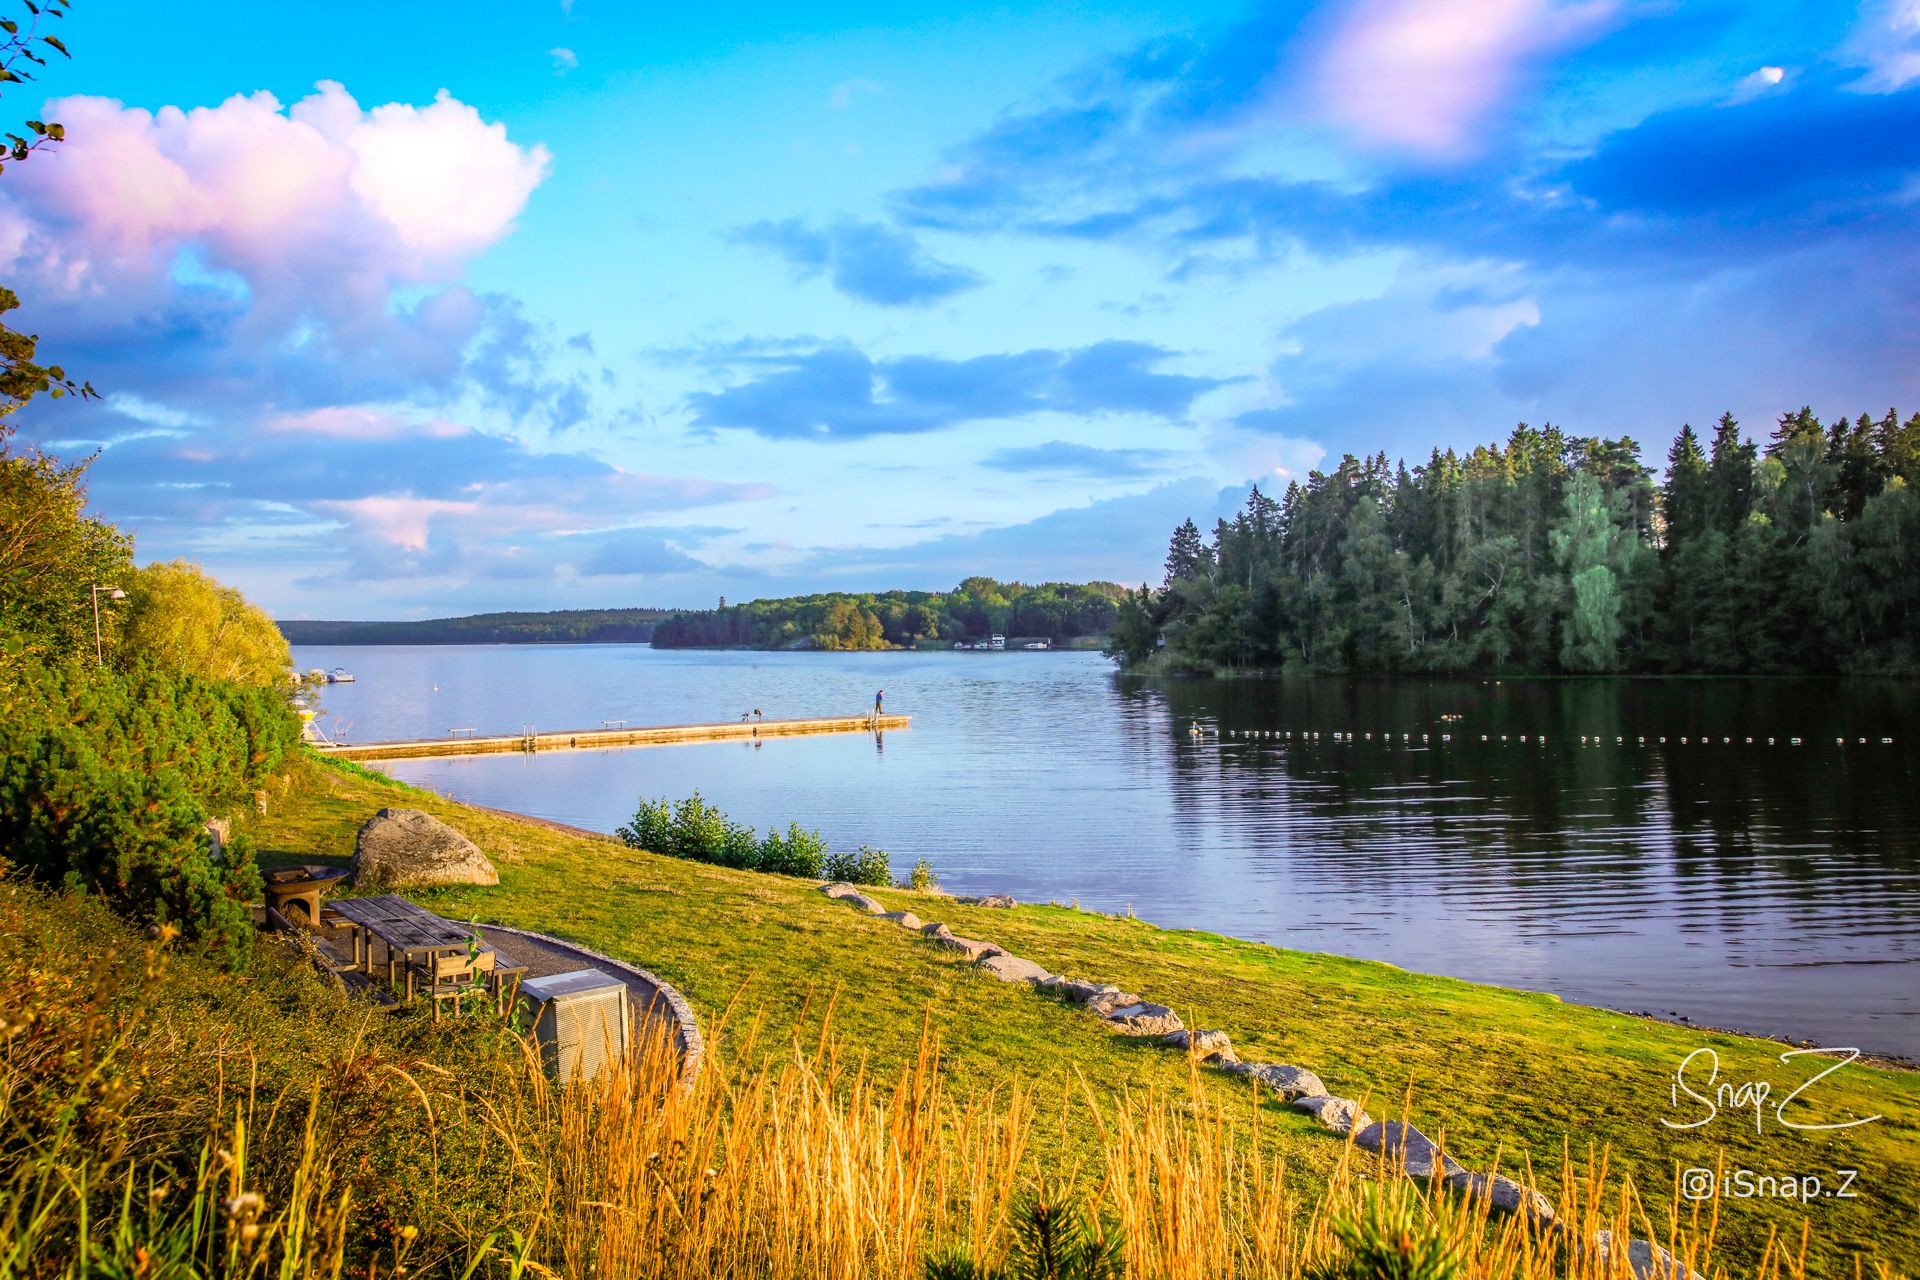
[880,910,924,930]
[352,808,497,889]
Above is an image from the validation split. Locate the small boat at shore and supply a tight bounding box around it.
[328,667,356,683]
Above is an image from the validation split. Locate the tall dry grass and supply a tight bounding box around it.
[3,918,1902,1280]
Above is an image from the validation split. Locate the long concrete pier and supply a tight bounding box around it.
[312,714,909,762]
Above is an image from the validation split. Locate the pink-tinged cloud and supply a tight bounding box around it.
[1309,0,1618,155]
[0,82,549,332]
[310,495,481,551]
[262,407,472,440]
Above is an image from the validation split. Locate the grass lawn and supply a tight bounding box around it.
[247,750,1920,1274]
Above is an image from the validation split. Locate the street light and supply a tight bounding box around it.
[90,584,126,666]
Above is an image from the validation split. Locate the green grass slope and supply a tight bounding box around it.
[248,751,1920,1273]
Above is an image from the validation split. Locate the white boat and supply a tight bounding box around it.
[988,634,1006,651]
[328,667,356,683]
[1024,640,1050,650]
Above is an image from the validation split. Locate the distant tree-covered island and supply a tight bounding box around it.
[277,608,676,646]
[650,578,1125,650]
[1109,408,1920,677]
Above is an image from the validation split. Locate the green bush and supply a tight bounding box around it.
[824,844,891,887]
[617,793,835,881]
[671,791,730,861]
[0,659,293,969]
[907,857,940,892]
[618,796,673,852]
[758,822,827,878]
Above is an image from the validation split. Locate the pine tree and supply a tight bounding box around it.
[1707,412,1757,533]
[1662,424,1709,550]
[1162,518,1209,587]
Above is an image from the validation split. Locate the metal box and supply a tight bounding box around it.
[517,969,630,1083]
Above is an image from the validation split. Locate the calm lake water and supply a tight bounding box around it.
[293,644,1920,1057]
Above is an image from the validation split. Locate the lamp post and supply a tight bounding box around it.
[90,584,126,666]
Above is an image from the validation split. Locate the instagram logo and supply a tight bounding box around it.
[1681,1168,1716,1201]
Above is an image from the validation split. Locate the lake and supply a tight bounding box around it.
[293,644,1920,1057]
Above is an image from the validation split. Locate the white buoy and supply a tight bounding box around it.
[1637,736,1645,744]
[1616,736,1624,745]
[1768,737,1775,745]
[1791,737,1802,745]
[1745,737,1753,744]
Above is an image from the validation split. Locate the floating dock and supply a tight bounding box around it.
[312,714,909,762]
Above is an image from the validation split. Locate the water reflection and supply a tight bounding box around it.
[298,646,1919,1054]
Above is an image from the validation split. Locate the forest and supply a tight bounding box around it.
[276,607,676,646]
[1107,408,1920,676]
[649,577,1124,649]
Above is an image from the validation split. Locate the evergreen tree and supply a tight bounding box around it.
[1162,518,1210,586]
[1707,412,1757,533]
[1662,424,1709,549]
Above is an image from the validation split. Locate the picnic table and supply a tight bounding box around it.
[324,894,527,1012]
[327,894,474,983]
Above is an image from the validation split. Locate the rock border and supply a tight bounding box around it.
[480,922,705,1088]
[816,882,1699,1280]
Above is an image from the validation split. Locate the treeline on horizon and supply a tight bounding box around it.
[276,607,677,646]
[650,577,1125,650]
[1107,407,1920,676]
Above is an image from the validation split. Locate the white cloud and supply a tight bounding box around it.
[0,82,550,329]
[1846,0,1920,90]
[1308,0,1618,154]
[549,47,579,76]
[1730,65,1787,103]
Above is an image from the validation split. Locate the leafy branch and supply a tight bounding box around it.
[0,0,75,172]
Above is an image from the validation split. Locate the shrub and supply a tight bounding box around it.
[0,658,293,969]
[907,857,940,892]
[825,844,891,887]
[719,819,761,870]
[670,791,729,861]
[618,794,833,881]
[759,822,827,878]
[618,796,674,852]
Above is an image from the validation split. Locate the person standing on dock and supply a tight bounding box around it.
[875,690,885,716]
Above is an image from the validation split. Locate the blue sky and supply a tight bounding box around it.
[7,0,1919,617]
